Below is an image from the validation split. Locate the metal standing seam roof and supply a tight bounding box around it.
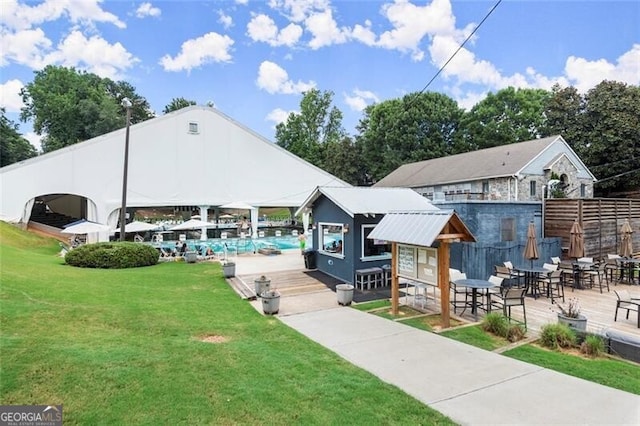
[374,135,563,188]
[368,210,471,247]
[295,186,438,217]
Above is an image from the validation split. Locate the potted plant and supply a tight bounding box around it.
[222,260,236,278]
[261,288,280,315]
[556,298,587,332]
[254,275,271,298]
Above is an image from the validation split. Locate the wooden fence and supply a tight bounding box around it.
[450,238,562,280]
[544,198,640,259]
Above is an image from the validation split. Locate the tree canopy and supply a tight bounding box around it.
[20,66,152,153]
[163,97,197,114]
[1,108,37,167]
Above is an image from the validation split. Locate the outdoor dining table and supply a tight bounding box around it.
[515,266,551,298]
[571,261,594,289]
[616,258,640,285]
[454,278,497,320]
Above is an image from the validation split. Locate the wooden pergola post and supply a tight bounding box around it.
[391,242,399,315]
[438,241,451,328]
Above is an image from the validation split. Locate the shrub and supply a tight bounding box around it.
[65,242,159,269]
[539,323,576,350]
[481,313,509,337]
[506,324,526,342]
[580,335,605,357]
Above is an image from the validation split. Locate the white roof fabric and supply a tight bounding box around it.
[296,186,438,217]
[368,210,474,247]
[0,106,350,225]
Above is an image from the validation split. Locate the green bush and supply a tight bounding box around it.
[580,334,605,357]
[481,313,509,336]
[539,323,576,350]
[65,242,159,269]
[506,324,526,342]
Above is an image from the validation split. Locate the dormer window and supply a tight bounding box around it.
[188,122,199,134]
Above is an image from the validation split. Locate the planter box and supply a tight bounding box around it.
[557,314,587,332]
[336,284,354,306]
[254,277,271,297]
[184,251,197,263]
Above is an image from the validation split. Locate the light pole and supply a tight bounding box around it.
[119,98,132,241]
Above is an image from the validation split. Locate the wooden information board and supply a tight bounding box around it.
[397,244,437,284]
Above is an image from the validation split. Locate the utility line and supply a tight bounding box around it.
[407,0,503,106]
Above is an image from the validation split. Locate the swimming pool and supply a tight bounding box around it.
[154,235,303,255]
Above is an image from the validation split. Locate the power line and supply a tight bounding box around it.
[410,0,503,103]
[594,168,640,184]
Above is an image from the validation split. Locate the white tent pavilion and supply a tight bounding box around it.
[221,201,258,238]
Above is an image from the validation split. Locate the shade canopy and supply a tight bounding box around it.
[523,222,540,265]
[61,220,111,234]
[170,219,215,231]
[620,220,634,257]
[221,201,255,210]
[117,221,160,233]
[568,220,585,259]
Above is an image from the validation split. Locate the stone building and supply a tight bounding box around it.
[375,135,596,202]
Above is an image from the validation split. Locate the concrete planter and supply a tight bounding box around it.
[184,251,197,263]
[222,262,236,278]
[254,276,271,297]
[557,314,587,332]
[336,284,355,306]
[261,291,280,315]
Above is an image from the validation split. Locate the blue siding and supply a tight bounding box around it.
[522,140,592,179]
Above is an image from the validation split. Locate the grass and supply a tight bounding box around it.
[0,222,454,425]
[504,345,640,395]
[439,325,510,351]
[373,305,423,320]
[402,315,466,332]
[351,300,391,311]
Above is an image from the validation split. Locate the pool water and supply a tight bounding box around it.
[155,235,303,255]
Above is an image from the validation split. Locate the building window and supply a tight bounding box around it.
[501,217,515,241]
[530,181,536,197]
[580,184,586,197]
[482,181,489,193]
[188,122,199,134]
[319,222,344,256]
[362,225,391,259]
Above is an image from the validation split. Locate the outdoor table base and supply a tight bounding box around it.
[454,278,497,320]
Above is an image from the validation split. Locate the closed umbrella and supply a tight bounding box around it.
[619,219,633,258]
[523,221,540,268]
[568,220,585,259]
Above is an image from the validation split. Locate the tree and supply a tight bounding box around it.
[275,89,344,168]
[322,135,366,185]
[1,108,37,167]
[580,81,640,195]
[20,66,152,153]
[163,97,197,114]
[356,91,463,183]
[460,87,551,150]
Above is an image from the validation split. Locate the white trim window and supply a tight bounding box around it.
[361,224,391,260]
[318,222,344,257]
[188,122,199,134]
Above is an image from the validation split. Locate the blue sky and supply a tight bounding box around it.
[1,0,638,152]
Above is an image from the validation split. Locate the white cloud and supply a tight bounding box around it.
[344,89,379,112]
[218,10,233,29]
[565,44,640,92]
[305,9,348,49]
[24,131,43,153]
[267,0,329,23]
[256,61,315,94]
[0,28,52,68]
[0,0,125,31]
[136,2,161,19]
[246,13,302,47]
[266,107,294,126]
[160,32,234,72]
[235,0,249,4]
[0,79,25,112]
[351,20,376,46]
[45,30,139,79]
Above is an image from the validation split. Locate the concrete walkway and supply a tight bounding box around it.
[280,306,640,425]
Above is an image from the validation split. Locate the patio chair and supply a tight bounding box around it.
[485,275,504,311]
[584,260,609,293]
[537,269,564,303]
[551,256,561,265]
[614,290,640,327]
[449,269,468,314]
[604,257,623,285]
[503,261,525,286]
[494,265,516,287]
[490,286,527,330]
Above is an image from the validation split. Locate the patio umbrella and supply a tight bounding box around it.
[221,201,254,210]
[61,220,111,234]
[568,220,585,259]
[170,219,215,231]
[523,221,540,267]
[117,221,160,233]
[619,219,634,258]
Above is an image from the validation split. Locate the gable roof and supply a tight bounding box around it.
[368,210,476,247]
[295,186,438,217]
[375,135,580,188]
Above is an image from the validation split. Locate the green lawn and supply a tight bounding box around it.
[503,345,640,395]
[0,223,453,425]
[438,325,509,351]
